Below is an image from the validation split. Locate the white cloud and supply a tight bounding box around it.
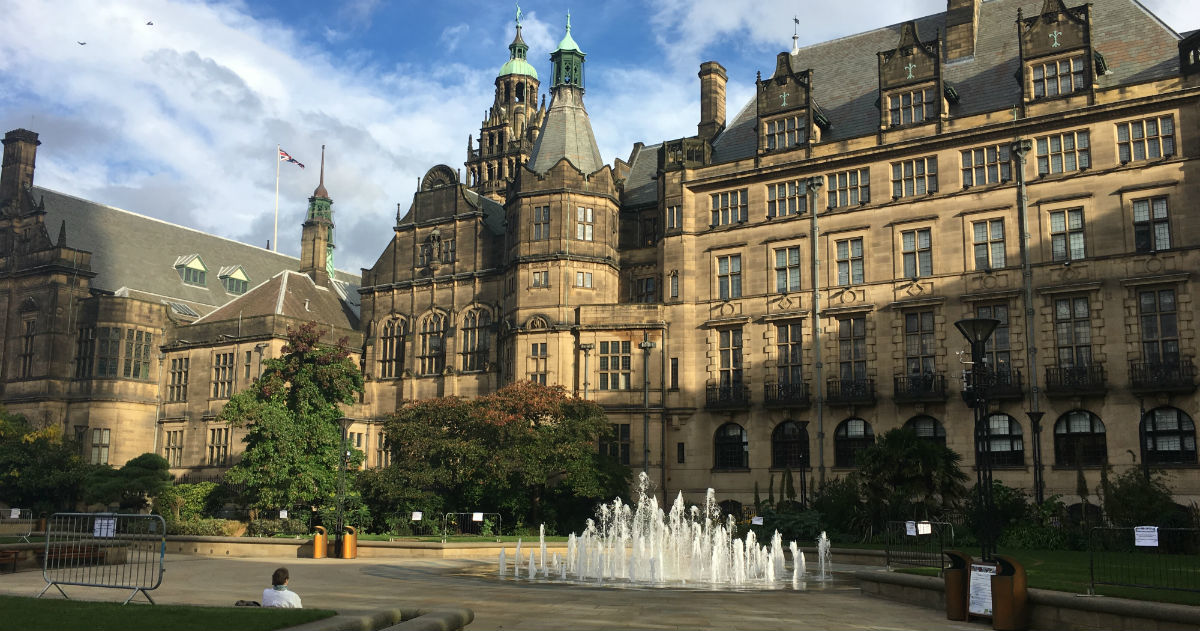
[440,24,471,53]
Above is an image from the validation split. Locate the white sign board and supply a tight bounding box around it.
[8,508,19,519]
[279,509,288,519]
[905,521,917,536]
[472,512,484,522]
[968,563,997,617]
[1134,526,1159,547]
[411,511,423,521]
[93,517,116,538]
[917,521,932,535]
[751,516,764,525]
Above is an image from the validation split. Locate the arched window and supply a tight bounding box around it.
[834,418,875,468]
[460,309,491,372]
[987,413,1024,467]
[1054,410,1107,467]
[714,423,748,470]
[718,499,744,519]
[379,318,406,379]
[419,314,446,375]
[903,415,946,446]
[771,421,809,469]
[1143,407,1197,465]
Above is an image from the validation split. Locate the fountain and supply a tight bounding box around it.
[499,472,832,589]
[816,531,832,581]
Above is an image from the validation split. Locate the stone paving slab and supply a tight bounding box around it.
[0,554,981,630]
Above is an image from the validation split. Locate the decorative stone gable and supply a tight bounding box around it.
[877,22,940,92]
[758,53,810,118]
[1016,0,1096,105]
[756,52,824,153]
[1018,0,1091,61]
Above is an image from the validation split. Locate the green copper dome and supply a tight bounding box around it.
[555,12,581,52]
[499,57,538,79]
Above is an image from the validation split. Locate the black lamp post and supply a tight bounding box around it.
[639,332,656,476]
[956,317,999,561]
[334,416,354,557]
[1027,410,1046,505]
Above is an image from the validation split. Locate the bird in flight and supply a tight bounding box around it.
[146,21,154,26]
[77,41,86,45]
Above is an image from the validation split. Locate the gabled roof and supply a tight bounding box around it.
[193,269,359,330]
[711,0,1181,164]
[622,143,661,207]
[528,85,604,175]
[34,186,360,318]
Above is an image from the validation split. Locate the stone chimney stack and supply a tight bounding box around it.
[1,129,40,213]
[697,61,728,142]
[945,0,981,61]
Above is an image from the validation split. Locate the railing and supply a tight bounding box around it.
[764,381,810,408]
[0,508,34,543]
[706,384,752,409]
[826,378,876,406]
[893,373,946,402]
[441,512,502,542]
[884,520,954,571]
[1045,364,1107,396]
[1129,359,1197,393]
[39,513,166,605]
[1090,527,1200,594]
[988,369,1024,399]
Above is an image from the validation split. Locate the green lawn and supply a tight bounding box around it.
[0,595,335,631]
[894,547,1200,607]
[402,534,571,543]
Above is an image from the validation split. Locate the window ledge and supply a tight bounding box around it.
[711,467,752,473]
[1050,465,1105,470]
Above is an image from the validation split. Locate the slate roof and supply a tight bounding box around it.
[34,186,360,318]
[395,184,506,236]
[711,0,1182,163]
[528,85,605,175]
[194,269,359,330]
[622,143,661,207]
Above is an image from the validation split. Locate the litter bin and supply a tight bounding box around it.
[943,550,972,621]
[991,555,1029,631]
[340,525,358,559]
[312,525,327,559]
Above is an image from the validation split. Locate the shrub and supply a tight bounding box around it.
[247,518,312,537]
[1101,468,1194,528]
[154,482,221,521]
[165,518,240,537]
[752,506,822,543]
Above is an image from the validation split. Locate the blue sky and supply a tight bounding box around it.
[1,0,1196,273]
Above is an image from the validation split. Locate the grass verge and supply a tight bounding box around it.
[0,595,335,631]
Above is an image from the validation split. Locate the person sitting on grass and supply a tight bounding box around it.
[262,567,302,608]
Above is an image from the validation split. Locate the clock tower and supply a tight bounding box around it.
[299,146,336,285]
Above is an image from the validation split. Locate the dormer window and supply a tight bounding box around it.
[1031,55,1086,99]
[887,86,936,127]
[763,115,806,152]
[1017,1,1095,104]
[877,21,942,130]
[174,254,207,287]
[218,266,250,295]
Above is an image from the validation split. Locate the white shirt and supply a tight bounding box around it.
[262,586,302,608]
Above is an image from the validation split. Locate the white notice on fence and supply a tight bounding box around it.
[412,511,423,521]
[8,508,18,519]
[279,509,288,519]
[917,521,932,535]
[472,512,484,522]
[905,521,917,536]
[968,563,997,617]
[751,516,764,525]
[93,517,116,538]
[1134,526,1159,547]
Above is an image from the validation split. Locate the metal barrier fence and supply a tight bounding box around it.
[0,508,35,543]
[406,511,438,537]
[38,513,166,604]
[884,520,954,571]
[441,512,502,542]
[1090,527,1200,594]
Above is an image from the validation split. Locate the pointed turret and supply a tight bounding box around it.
[528,13,603,175]
[300,145,335,285]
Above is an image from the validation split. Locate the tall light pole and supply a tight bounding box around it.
[1011,138,1045,505]
[335,416,354,557]
[956,318,1000,561]
[639,332,656,476]
[806,175,826,485]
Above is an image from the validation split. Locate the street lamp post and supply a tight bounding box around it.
[1027,410,1046,505]
[806,175,825,486]
[639,332,656,476]
[579,343,594,399]
[335,416,354,557]
[956,317,999,561]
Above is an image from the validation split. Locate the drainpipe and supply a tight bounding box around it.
[1012,138,1045,505]
[806,176,826,485]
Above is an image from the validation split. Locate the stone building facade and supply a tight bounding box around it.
[3,0,1200,512]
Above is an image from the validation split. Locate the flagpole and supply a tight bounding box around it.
[273,144,280,251]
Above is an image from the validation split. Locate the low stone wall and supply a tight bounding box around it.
[162,536,571,560]
[855,569,1200,631]
[269,607,473,631]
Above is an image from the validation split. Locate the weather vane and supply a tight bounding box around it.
[515,3,521,27]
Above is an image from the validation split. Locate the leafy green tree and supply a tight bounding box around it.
[0,409,91,513]
[856,428,968,531]
[223,323,364,513]
[1101,468,1191,528]
[85,453,172,510]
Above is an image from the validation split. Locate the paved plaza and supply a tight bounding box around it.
[0,554,984,630]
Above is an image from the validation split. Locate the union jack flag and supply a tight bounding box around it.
[278,148,305,169]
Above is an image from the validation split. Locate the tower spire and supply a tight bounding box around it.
[792,16,800,54]
[313,145,328,199]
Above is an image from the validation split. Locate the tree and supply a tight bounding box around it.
[223,323,364,512]
[85,453,171,511]
[1101,468,1192,528]
[0,409,91,513]
[377,381,628,533]
[856,428,968,530]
